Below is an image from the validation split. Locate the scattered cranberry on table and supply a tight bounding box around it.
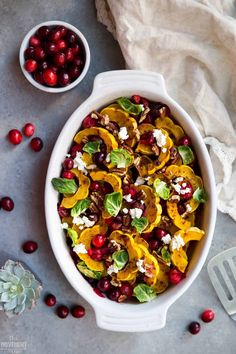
[45,294,57,307]
[22,240,38,254]
[30,137,43,152]
[23,123,35,137]
[188,321,201,335]
[1,197,14,211]
[71,305,85,318]
[8,129,23,145]
[57,305,69,319]
[201,309,215,323]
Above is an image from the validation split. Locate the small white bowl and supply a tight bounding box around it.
[19,20,90,93]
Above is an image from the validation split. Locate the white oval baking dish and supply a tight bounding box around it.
[45,70,217,332]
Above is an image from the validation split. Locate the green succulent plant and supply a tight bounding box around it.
[0,260,42,317]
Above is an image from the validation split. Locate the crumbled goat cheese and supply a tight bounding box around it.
[153,129,166,147]
[182,182,187,188]
[171,235,185,251]
[134,176,145,186]
[118,127,129,140]
[123,194,133,202]
[105,153,111,163]
[171,183,182,194]
[174,177,184,183]
[162,234,172,244]
[122,208,129,214]
[140,104,145,112]
[73,151,88,175]
[136,259,146,273]
[145,176,151,181]
[65,153,71,158]
[140,200,145,205]
[107,264,119,275]
[73,243,87,254]
[162,147,167,153]
[61,222,68,230]
[186,204,192,212]
[130,208,143,219]
[180,188,191,195]
[73,215,95,228]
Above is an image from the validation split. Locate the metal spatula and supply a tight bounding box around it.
[208,247,236,321]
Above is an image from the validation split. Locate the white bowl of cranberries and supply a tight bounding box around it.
[19,21,90,93]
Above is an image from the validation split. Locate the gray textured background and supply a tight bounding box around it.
[0,1,236,353]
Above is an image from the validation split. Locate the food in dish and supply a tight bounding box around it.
[51,95,208,303]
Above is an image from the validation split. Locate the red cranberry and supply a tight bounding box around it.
[29,35,41,47]
[102,182,112,194]
[110,221,122,231]
[82,115,97,129]
[91,249,103,261]
[57,39,66,51]
[188,321,201,335]
[24,59,37,73]
[57,26,67,38]
[120,283,133,298]
[64,48,74,61]
[24,46,35,60]
[71,305,85,318]
[123,185,137,197]
[30,137,43,152]
[90,181,101,192]
[34,71,44,84]
[93,152,105,166]
[155,228,168,239]
[63,158,74,170]
[57,305,69,319]
[92,234,106,248]
[1,197,14,211]
[70,143,83,158]
[34,47,46,60]
[45,293,56,307]
[105,217,114,226]
[71,44,80,55]
[62,171,74,179]
[66,31,78,45]
[97,277,111,292]
[149,238,159,251]
[49,29,61,42]
[8,129,22,145]
[169,268,183,285]
[54,52,66,67]
[37,61,48,71]
[179,181,193,200]
[108,288,121,302]
[140,97,149,107]
[23,123,35,137]
[44,41,58,54]
[178,136,191,146]
[58,69,70,86]
[43,68,57,86]
[22,240,38,254]
[68,65,80,79]
[132,95,141,104]
[37,26,50,39]
[73,56,83,67]
[201,309,215,323]
[58,206,70,218]
[141,232,153,240]
[93,288,105,297]
[140,131,155,145]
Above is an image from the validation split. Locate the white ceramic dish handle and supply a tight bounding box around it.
[91,70,168,97]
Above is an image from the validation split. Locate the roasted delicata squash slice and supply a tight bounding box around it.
[136,124,156,155]
[171,248,188,273]
[134,155,156,177]
[155,116,184,142]
[61,169,90,209]
[100,106,138,147]
[166,201,191,229]
[152,262,169,293]
[75,225,108,272]
[136,243,160,286]
[74,127,118,152]
[90,171,122,193]
[176,227,205,244]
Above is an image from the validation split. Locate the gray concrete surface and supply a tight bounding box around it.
[0,1,236,353]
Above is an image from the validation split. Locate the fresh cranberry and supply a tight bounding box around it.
[110,221,122,231]
[64,48,74,62]
[34,71,44,84]
[66,31,78,45]
[179,181,193,200]
[108,288,121,301]
[63,158,74,170]
[70,143,83,158]
[97,277,111,292]
[141,232,153,240]
[23,123,35,137]
[45,293,56,307]
[90,249,103,261]
[24,46,35,60]
[90,181,101,192]
[57,26,67,38]
[132,95,141,104]
[168,268,183,285]
[44,41,58,54]
[93,288,105,297]
[30,137,43,152]
[82,115,97,129]
[57,39,66,51]
[155,228,168,239]
[201,309,215,323]
[1,197,14,211]
[62,171,74,179]
[92,234,106,248]
[140,131,155,145]
[93,152,106,166]
[102,182,112,194]
[8,129,22,145]
[22,240,38,254]
[73,56,83,67]
[58,206,70,218]
[105,217,114,226]
[68,65,80,79]
[37,26,50,39]
[149,238,159,251]
[29,35,41,47]
[71,305,85,318]
[188,321,201,335]
[120,283,133,298]
[123,185,137,197]
[100,246,109,255]
[24,59,37,73]
[34,47,46,60]
[71,44,80,55]
[178,136,191,146]
[37,61,48,71]
[43,68,57,86]
[49,29,61,42]
[140,97,149,107]
[57,305,69,319]
[54,52,66,67]
[58,69,70,86]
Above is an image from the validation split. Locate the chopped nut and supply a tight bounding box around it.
[169,194,180,203]
[152,144,160,156]
[136,189,147,201]
[91,112,99,119]
[81,136,89,144]
[121,226,131,233]
[134,128,140,140]
[111,278,122,287]
[121,144,133,154]
[90,192,104,208]
[123,172,133,185]
[139,107,150,123]
[123,214,131,227]
[88,202,99,213]
[106,122,119,134]
[108,240,121,252]
[118,294,127,303]
[110,168,127,177]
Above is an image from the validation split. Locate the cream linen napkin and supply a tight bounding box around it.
[95,0,236,221]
